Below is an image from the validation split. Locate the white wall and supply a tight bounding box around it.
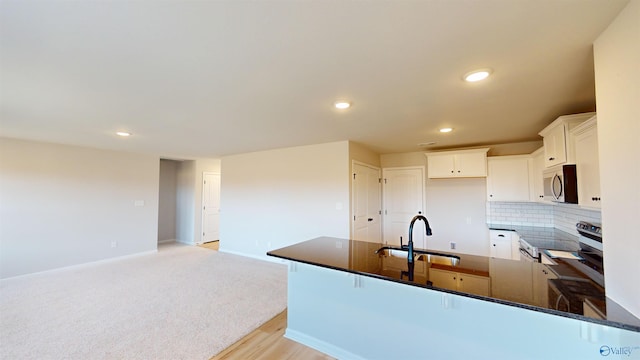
[380,152,489,256]
[158,159,178,242]
[0,138,159,278]
[594,0,640,318]
[219,141,351,260]
[176,160,196,244]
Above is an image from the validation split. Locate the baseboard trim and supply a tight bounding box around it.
[158,238,176,244]
[284,328,365,360]
[1,249,158,281]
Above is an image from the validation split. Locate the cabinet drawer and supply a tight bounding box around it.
[490,230,514,241]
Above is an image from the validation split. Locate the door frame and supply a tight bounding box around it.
[350,160,382,241]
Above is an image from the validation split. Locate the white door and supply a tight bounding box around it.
[382,167,425,248]
[201,172,221,244]
[352,162,382,243]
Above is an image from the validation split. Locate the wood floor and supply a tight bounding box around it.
[199,240,220,251]
[200,240,333,359]
[210,310,334,360]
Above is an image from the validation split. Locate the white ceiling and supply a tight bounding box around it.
[0,0,629,159]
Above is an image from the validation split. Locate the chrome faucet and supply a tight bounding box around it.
[405,215,433,264]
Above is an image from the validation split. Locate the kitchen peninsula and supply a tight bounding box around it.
[268,237,640,360]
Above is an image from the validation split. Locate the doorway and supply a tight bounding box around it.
[382,167,426,247]
[351,161,382,243]
[201,172,221,244]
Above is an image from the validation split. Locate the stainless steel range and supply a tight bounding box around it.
[574,221,604,286]
[547,221,605,315]
[517,227,581,262]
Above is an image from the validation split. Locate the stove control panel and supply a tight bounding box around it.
[576,221,602,237]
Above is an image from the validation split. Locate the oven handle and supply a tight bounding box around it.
[519,247,536,262]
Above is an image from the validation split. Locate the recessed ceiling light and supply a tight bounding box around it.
[116,132,131,137]
[439,128,453,133]
[334,101,351,109]
[463,69,492,82]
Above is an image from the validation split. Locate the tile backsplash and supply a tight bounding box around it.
[487,201,601,235]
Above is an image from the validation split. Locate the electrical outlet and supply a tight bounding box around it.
[450,242,456,250]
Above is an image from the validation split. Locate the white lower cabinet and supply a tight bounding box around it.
[490,230,515,260]
[490,259,534,305]
[532,263,558,307]
[429,268,490,296]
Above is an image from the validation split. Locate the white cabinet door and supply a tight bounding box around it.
[456,151,488,177]
[532,263,558,307]
[490,259,534,305]
[530,147,545,201]
[486,156,530,202]
[426,148,489,179]
[489,230,513,259]
[429,268,490,296]
[458,273,490,297]
[426,153,456,178]
[573,118,601,209]
[543,125,567,167]
[428,268,458,291]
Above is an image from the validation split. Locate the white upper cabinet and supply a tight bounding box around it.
[530,147,545,202]
[538,112,596,168]
[486,155,531,202]
[572,116,601,209]
[426,148,489,179]
[542,125,567,167]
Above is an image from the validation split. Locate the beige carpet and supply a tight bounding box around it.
[0,243,287,360]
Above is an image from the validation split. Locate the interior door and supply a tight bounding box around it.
[382,167,425,248]
[201,172,221,244]
[352,162,382,243]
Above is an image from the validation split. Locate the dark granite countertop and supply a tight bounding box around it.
[267,236,640,332]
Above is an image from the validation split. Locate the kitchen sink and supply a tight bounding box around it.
[375,246,460,266]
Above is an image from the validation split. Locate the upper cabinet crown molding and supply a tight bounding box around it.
[425,148,490,179]
[538,112,596,168]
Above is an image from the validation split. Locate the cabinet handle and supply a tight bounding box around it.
[549,157,555,161]
[489,194,493,197]
[493,244,496,247]
[498,234,505,237]
[451,170,454,173]
[457,170,461,173]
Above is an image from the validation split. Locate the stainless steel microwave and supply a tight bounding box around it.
[543,165,578,203]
